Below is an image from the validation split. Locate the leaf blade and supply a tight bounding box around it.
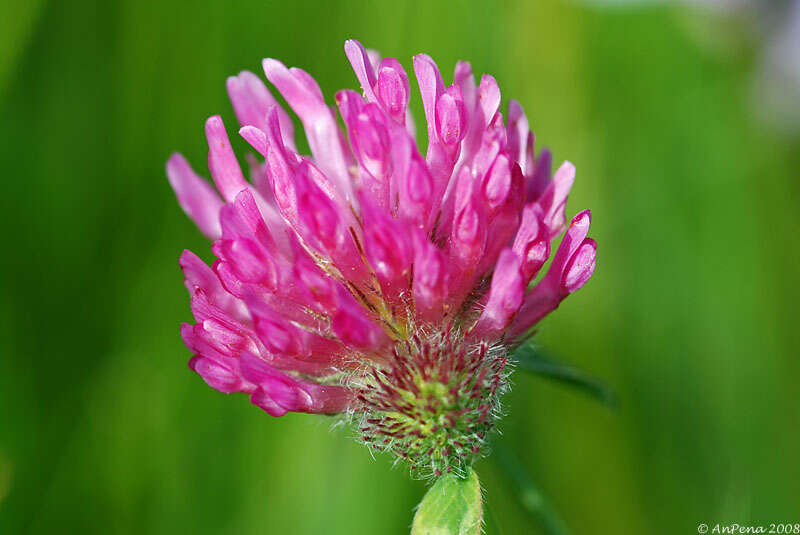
[492,442,570,535]
[512,344,617,406]
[411,469,482,535]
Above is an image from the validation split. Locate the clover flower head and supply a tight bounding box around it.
[168,39,597,478]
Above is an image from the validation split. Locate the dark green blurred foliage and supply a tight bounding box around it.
[1,1,798,533]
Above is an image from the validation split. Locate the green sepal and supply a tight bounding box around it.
[411,468,482,535]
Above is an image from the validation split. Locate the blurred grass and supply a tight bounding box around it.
[1,0,798,533]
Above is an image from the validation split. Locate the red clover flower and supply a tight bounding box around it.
[167,39,597,481]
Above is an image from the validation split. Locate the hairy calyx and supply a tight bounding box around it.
[352,326,508,479]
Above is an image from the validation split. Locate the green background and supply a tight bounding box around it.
[1,0,798,533]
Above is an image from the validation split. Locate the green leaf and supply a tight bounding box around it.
[512,344,617,407]
[492,442,569,535]
[411,469,482,535]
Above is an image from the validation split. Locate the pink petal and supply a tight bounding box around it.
[477,75,501,126]
[412,232,450,323]
[292,163,370,285]
[376,57,410,125]
[290,242,338,314]
[360,197,412,298]
[240,352,299,415]
[482,153,513,215]
[413,53,446,150]
[166,153,223,239]
[217,189,281,257]
[262,58,354,202]
[399,151,435,228]
[226,70,296,151]
[331,287,389,351]
[544,209,591,288]
[562,238,596,294]
[508,210,592,338]
[188,354,246,394]
[239,124,268,156]
[511,205,550,282]
[435,85,467,147]
[472,248,525,337]
[205,115,249,202]
[338,93,391,196]
[344,39,378,102]
[477,161,524,276]
[241,350,350,414]
[453,61,477,110]
[214,237,278,289]
[535,160,575,238]
[449,168,487,270]
[526,147,552,203]
[179,250,248,320]
[507,100,531,174]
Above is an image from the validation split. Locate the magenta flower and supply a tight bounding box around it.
[167,40,596,478]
